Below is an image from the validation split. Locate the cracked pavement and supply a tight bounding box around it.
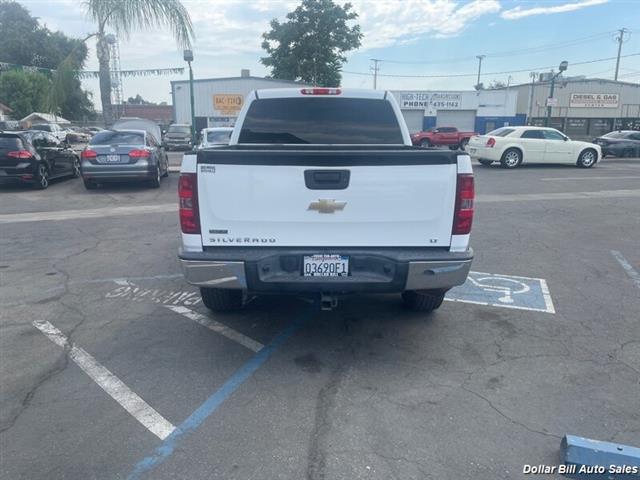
[1,157,639,479]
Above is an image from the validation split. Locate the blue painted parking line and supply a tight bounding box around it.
[127,313,311,480]
[446,271,555,314]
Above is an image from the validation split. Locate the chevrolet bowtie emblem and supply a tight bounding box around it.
[308,199,347,214]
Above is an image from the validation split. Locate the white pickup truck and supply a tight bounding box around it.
[178,88,474,312]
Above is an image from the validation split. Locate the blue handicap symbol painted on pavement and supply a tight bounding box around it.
[446,271,555,313]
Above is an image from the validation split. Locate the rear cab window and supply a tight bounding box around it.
[90,131,145,145]
[207,131,232,144]
[238,97,404,144]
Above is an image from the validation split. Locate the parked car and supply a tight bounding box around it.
[163,123,192,151]
[0,131,80,189]
[178,87,474,313]
[593,130,640,158]
[30,123,68,142]
[66,128,92,144]
[410,126,478,150]
[86,127,105,135]
[198,127,233,149]
[80,129,168,189]
[0,120,21,131]
[467,126,601,168]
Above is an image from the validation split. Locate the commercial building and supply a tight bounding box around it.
[389,89,524,134]
[502,77,640,139]
[171,69,305,132]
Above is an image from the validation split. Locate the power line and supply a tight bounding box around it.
[342,52,640,79]
[370,30,617,65]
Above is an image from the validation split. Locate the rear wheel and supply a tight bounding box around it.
[577,149,597,168]
[500,148,522,168]
[200,288,243,311]
[420,139,431,148]
[402,290,445,312]
[478,159,493,166]
[149,165,161,188]
[71,157,81,178]
[83,179,97,190]
[35,163,49,189]
[459,138,469,151]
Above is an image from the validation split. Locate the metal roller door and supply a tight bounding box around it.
[401,110,425,133]
[436,110,476,131]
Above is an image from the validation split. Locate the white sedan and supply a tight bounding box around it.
[198,127,233,149]
[467,126,601,168]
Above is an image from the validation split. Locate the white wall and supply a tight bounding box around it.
[172,77,305,125]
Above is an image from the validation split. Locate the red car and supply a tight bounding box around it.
[410,126,478,150]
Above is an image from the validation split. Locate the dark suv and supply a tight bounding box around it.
[163,124,192,151]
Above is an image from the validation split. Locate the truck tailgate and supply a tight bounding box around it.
[196,147,458,248]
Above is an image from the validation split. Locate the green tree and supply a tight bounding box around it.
[0,70,51,119]
[125,94,154,105]
[0,1,94,119]
[83,0,194,125]
[261,0,363,87]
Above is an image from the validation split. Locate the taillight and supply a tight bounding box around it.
[128,149,150,158]
[179,173,200,234]
[7,150,33,159]
[485,137,496,148]
[300,88,341,95]
[452,174,474,235]
[81,149,97,159]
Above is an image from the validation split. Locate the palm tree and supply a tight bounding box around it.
[83,0,194,126]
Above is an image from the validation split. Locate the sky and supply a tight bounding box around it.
[19,0,640,105]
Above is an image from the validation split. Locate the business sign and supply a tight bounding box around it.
[399,92,463,110]
[213,94,244,115]
[569,93,619,108]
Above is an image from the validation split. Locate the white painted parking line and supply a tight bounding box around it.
[540,176,640,181]
[32,320,175,440]
[165,305,264,353]
[611,250,640,289]
[476,189,640,203]
[0,204,176,224]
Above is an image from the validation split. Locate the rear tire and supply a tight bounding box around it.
[149,165,161,188]
[402,290,445,312]
[83,179,97,190]
[500,148,522,168]
[71,157,81,178]
[478,159,493,166]
[420,139,431,148]
[200,288,243,311]
[459,138,469,151]
[35,163,49,189]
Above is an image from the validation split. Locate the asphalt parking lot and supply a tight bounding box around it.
[1,154,639,480]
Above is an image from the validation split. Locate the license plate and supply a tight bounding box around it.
[469,148,477,154]
[104,154,120,163]
[303,255,349,277]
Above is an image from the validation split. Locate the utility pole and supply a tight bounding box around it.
[475,55,485,89]
[370,59,381,89]
[546,61,568,127]
[528,72,538,124]
[614,28,629,81]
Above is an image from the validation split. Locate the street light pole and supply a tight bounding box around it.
[545,61,568,127]
[184,50,196,145]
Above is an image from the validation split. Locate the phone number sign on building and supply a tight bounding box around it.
[569,93,619,108]
[213,94,244,115]
[399,92,463,110]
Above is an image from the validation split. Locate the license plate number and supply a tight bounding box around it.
[104,154,120,163]
[303,255,349,277]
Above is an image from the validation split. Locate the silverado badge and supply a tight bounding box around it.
[308,199,347,214]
